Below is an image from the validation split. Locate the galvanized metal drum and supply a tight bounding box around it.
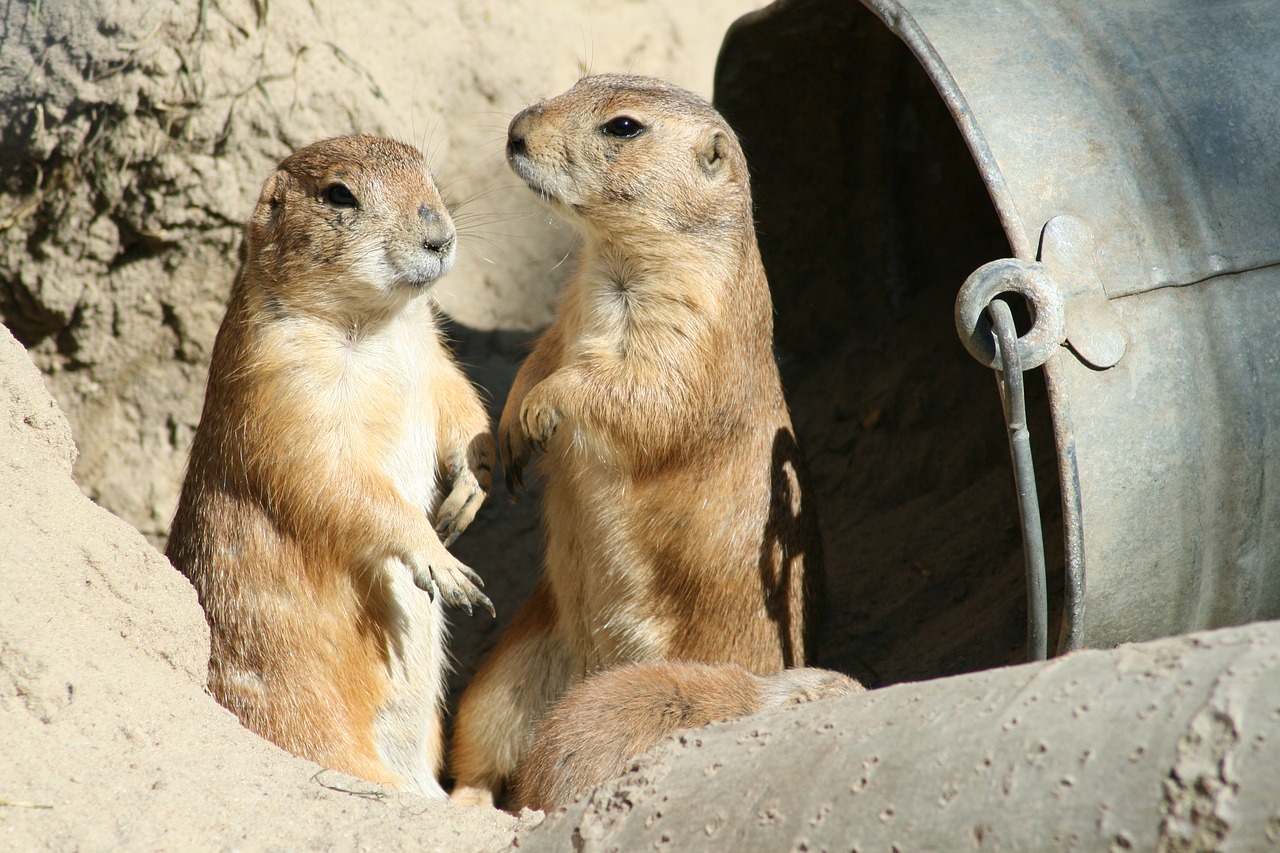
[717,0,1280,659]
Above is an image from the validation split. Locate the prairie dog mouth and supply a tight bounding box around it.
[507,150,567,205]
[506,151,540,188]
[367,235,456,292]
[506,111,576,206]
[403,251,454,288]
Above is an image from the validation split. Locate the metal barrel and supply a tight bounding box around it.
[717,0,1280,657]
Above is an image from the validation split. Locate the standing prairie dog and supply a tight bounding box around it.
[166,135,494,798]
[450,75,823,806]
[515,662,864,811]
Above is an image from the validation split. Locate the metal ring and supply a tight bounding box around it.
[955,258,1066,370]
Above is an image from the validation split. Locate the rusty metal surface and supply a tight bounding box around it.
[866,0,1280,645]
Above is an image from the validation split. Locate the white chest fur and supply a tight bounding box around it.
[376,563,448,798]
[308,302,444,511]
[275,297,451,796]
[347,303,450,795]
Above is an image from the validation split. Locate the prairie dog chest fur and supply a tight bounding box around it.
[265,301,446,509]
[166,135,494,799]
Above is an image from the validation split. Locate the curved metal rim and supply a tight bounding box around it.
[857,0,1034,262]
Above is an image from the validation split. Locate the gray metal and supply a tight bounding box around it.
[955,257,1064,371]
[989,298,1049,661]
[866,0,1280,647]
[1038,216,1127,371]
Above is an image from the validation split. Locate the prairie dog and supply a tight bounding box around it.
[166,135,494,798]
[515,662,864,811]
[450,75,823,806]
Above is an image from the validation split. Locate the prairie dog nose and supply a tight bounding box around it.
[417,203,454,254]
[423,228,455,255]
[507,104,545,158]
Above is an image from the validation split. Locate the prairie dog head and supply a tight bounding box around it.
[244,135,456,319]
[506,74,752,240]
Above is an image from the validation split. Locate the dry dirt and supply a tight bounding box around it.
[1,323,531,849]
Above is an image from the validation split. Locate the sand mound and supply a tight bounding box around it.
[0,324,529,849]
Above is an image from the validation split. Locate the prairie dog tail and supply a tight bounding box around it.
[513,661,864,811]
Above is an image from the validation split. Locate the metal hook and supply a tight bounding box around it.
[955,258,1066,370]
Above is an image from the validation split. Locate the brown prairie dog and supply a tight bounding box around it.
[450,75,823,807]
[515,662,864,811]
[165,135,494,798]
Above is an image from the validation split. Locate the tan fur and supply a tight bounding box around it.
[450,75,824,806]
[166,135,493,798]
[514,662,863,811]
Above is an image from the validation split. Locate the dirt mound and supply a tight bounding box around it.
[0,325,531,849]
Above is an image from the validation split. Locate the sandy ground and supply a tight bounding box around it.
[1,324,532,849]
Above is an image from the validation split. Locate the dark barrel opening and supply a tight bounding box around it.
[715,0,1064,686]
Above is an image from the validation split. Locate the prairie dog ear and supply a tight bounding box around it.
[245,170,291,253]
[251,171,291,223]
[698,129,731,177]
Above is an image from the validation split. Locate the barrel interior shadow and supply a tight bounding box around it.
[716,0,1064,686]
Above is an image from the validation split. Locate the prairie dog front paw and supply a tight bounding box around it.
[435,439,493,546]
[405,542,495,617]
[520,382,564,451]
[499,410,531,494]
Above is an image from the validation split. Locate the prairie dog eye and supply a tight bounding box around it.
[325,183,358,207]
[600,116,645,139]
